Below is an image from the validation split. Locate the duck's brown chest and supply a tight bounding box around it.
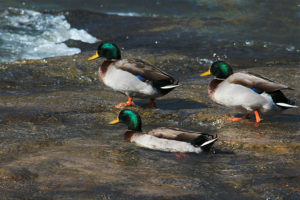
[208,79,223,102]
[124,130,140,141]
[98,60,114,82]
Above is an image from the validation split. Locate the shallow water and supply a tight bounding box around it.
[0,52,299,199]
[0,0,300,199]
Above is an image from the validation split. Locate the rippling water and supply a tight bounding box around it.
[0,1,299,199]
[0,7,97,62]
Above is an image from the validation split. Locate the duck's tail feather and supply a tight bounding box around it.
[153,79,180,95]
[160,84,180,89]
[276,102,298,108]
[160,79,180,89]
[200,138,218,151]
[191,133,218,152]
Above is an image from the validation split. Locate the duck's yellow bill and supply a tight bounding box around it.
[88,51,100,61]
[109,117,120,125]
[200,69,211,76]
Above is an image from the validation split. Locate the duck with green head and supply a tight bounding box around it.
[201,61,297,123]
[109,109,217,153]
[88,43,179,108]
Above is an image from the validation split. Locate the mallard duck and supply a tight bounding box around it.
[200,61,297,123]
[88,42,179,108]
[109,109,217,153]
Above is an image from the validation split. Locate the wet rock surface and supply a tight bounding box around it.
[0,10,300,200]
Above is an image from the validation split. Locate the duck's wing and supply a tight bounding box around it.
[226,72,292,92]
[114,58,176,83]
[147,127,214,143]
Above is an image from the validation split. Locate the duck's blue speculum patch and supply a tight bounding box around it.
[251,87,263,94]
[136,75,146,82]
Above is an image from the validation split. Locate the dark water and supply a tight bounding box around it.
[0,0,300,199]
[1,0,300,64]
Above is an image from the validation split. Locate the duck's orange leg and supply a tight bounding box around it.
[227,113,250,122]
[174,152,188,160]
[253,110,263,123]
[114,97,135,109]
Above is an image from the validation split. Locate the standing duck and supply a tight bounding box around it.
[109,109,217,153]
[88,43,179,108]
[200,61,297,123]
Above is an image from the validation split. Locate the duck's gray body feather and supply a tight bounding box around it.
[99,59,179,98]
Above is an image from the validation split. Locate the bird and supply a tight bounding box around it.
[200,61,297,123]
[109,109,218,153]
[88,42,179,108]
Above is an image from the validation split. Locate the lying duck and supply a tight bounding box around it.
[109,109,217,153]
[200,61,297,123]
[88,42,179,108]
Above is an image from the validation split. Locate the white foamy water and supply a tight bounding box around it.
[0,7,97,62]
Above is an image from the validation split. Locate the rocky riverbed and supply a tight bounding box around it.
[0,9,300,200]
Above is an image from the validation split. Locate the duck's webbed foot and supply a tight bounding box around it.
[114,97,135,109]
[227,113,250,121]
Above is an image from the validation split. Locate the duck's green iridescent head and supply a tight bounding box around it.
[109,109,142,132]
[88,42,121,60]
[200,61,233,79]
